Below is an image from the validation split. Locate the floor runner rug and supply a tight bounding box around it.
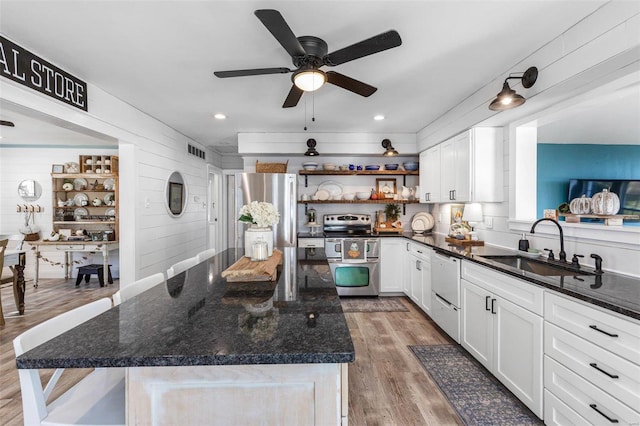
[409,344,543,426]
[340,297,409,313]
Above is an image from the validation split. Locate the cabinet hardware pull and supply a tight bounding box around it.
[589,404,619,423]
[452,190,456,200]
[416,260,421,271]
[491,298,496,314]
[589,325,619,337]
[589,363,619,379]
[485,295,491,311]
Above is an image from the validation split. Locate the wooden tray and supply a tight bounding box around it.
[445,237,484,246]
[374,220,403,234]
[221,249,283,282]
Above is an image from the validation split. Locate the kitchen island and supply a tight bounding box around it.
[16,247,354,425]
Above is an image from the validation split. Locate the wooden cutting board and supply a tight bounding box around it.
[221,249,283,282]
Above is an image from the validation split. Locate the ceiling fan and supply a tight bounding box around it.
[214,9,402,108]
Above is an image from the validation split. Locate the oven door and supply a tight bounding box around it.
[328,260,379,296]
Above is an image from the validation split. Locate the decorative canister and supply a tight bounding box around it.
[251,238,268,261]
[244,226,273,258]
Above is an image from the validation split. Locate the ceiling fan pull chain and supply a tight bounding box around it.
[304,98,308,131]
[312,90,316,123]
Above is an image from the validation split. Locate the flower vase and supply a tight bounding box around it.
[244,226,273,258]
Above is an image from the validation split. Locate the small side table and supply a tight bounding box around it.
[76,264,114,287]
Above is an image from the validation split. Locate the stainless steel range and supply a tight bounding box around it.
[323,214,380,296]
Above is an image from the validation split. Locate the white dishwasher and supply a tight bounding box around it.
[430,250,461,343]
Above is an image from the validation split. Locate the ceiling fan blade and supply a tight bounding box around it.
[255,9,306,58]
[283,85,303,108]
[214,68,291,78]
[326,71,377,97]
[1,120,15,127]
[324,30,402,66]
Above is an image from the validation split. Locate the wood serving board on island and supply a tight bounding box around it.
[221,249,283,282]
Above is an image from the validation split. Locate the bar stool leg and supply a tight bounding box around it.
[97,267,105,287]
[76,273,84,286]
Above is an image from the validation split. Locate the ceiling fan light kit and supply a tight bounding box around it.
[489,66,538,111]
[214,9,402,108]
[293,69,326,92]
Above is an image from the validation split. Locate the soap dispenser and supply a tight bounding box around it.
[518,234,530,252]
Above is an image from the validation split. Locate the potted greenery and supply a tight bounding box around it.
[384,203,401,222]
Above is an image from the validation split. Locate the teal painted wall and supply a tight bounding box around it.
[536,144,640,222]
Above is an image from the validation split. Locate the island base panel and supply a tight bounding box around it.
[127,363,347,425]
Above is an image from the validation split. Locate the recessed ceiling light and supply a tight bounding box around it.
[213,113,227,120]
[374,115,385,121]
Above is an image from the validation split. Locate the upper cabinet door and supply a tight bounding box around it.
[419,145,441,203]
[419,127,503,204]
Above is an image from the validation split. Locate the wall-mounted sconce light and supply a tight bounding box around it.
[304,138,319,156]
[382,139,398,156]
[489,66,538,111]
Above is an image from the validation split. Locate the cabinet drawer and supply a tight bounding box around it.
[406,242,430,260]
[545,356,640,425]
[55,244,84,250]
[545,292,640,366]
[544,389,590,426]
[545,322,640,410]
[298,238,324,248]
[461,261,543,316]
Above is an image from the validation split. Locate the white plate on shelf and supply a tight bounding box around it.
[73,193,89,207]
[103,178,115,191]
[318,181,343,199]
[315,189,330,201]
[104,193,115,204]
[105,208,116,217]
[73,178,88,191]
[74,207,88,219]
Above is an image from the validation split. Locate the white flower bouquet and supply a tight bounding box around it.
[238,201,280,228]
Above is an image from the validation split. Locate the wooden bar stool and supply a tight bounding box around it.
[76,264,114,287]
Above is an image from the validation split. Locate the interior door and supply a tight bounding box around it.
[207,165,222,252]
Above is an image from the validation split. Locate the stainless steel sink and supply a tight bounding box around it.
[480,255,595,277]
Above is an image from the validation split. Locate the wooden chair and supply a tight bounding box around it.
[166,256,198,279]
[112,272,165,306]
[255,160,288,173]
[0,234,24,286]
[13,298,125,425]
[196,248,216,263]
[0,239,8,326]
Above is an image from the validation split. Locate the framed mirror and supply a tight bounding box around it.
[166,171,187,217]
[18,179,42,201]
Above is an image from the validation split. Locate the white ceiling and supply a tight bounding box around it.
[0,1,636,152]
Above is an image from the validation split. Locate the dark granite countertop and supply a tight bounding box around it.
[401,232,640,321]
[16,247,354,370]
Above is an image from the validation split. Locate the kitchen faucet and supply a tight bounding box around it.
[530,218,567,262]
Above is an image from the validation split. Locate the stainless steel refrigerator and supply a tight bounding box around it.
[230,173,297,250]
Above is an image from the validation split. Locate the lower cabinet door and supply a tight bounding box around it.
[494,296,543,418]
[420,260,431,315]
[410,255,423,305]
[461,279,493,370]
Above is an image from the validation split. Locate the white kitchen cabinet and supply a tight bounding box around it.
[460,261,544,418]
[405,242,432,315]
[402,242,411,295]
[544,292,640,425]
[420,127,503,204]
[380,238,405,293]
[419,145,440,203]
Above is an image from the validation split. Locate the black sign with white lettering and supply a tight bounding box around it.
[0,35,87,111]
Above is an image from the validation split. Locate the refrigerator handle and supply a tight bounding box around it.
[288,175,297,246]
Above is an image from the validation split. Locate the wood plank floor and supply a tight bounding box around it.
[1,281,461,425]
